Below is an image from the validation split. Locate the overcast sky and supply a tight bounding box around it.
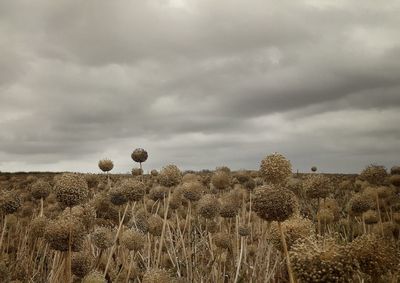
[1,0,400,173]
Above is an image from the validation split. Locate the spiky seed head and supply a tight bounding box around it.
[253,185,298,222]
[131,148,148,163]
[259,153,292,185]
[197,194,221,219]
[360,164,388,185]
[54,173,89,207]
[211,170,231,191]
[44,215,86,252]
[98,159,114,172]
[151,169,159,176]
[0,191,21,214]
[142,268,172,283]
[120,229,145,251]
[31,180,51,200]
[182,181,203,202]
[91,226,113,250]
[131,168,143,176]
[159,164,182,187]
[72,252,93,278]
[109,186,129,206]
[238,225,250,237]
[348,193,373,216]
[148,215,163,236]
[303,174,332,199]
[149,185,170,201]
[389,175,400,187]
[311,166,318,172]
[120,178,146,202]
[29,216,48,238]
[82,271,106,283]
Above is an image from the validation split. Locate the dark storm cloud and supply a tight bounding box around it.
[1,0,400,173]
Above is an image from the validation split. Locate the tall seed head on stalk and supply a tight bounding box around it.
[197,194,221,219]
[303,174,332,200]
[72,252,93,278]
[360,164,388,185]
[253,185,298,222]
[211,170,231,191]
[98,159,114,173]
[120,178,146,202]
[0,191,21,214]
[259,153,292,185]
[131,148,148,163]
[120,229,145,251]
[91,226,114,250]
[54,173,89,207]
[182,181,203,202]
[31,180,51,200]
[159,164,182,187]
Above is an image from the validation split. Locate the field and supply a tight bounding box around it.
[0,152,399,283]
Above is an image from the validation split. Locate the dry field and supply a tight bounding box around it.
[0,150,399,282]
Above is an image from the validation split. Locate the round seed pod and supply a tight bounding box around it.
[0,191,21,214]
[216,166,231,174]
[98,159,114,172]
[142,268,172,283]
[29,216,48,238]
[213,232,231,250]
[131,168,143,176]
[363,210,379,225]
[238,225,250,237]
[120,229,145,251]
[151,169,159,177]
[132,210,149,233]
[253,186,298,222]
[389,175,400,187]
[72,252,93,278]
[44,215,86,252]
[219,201,239,218]
[311,166,317,172]
[109,187,129,206]
[148,215,163,236]
[131,148,148,163]
[390,166,400,175]
[159,165,182,187]
[182,173,201,183]
[149,186,170,201]
[69,204,96,232]
[197,194,220,219]
[120,178,146,202]
[54,173,89,207]
[31,180,51,200]
[360,164,388,185]
[91,226,113,250]
[291,237,359,282]
[259,153,292,185]
[348,193,373,216]
[268,216,313,251]
[303,174,332,199]
[182,181,203,202]
[82,271,106,283]
[211,171,230,191]
[349,234,399,277]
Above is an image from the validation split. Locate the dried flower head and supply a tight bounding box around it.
[360,164,388,185]
[211,170,231,191]
[253,186,298,222]
[98,159,114,172]
[159,165,182,187]
[120,229,145,251]
[91,226,114,250]
[197,194,221,219]
[303,174,332,199]
[72,252,93,278]
[120,178,146,202]
[259,153,292,185]
[142,268,172,283]
[54,173,89,207]
[82,271,106,283]
[31,180,51,200]
[390,166,400,175]
[182,181,203,202]
[0,191,21,214]
[131,148,148,163]
[131,168,143,176]
[29,216,48,238]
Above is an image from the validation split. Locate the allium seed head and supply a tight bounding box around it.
[259,153,292,185]
[98,159,114,172]
[31,180,51,200]
[131,148,148,163]
[158,165,182,187]
[54,173,89,207]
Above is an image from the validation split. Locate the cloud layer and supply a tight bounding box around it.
[1,0,400,173]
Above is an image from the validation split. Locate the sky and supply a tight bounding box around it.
[0,0,400,174]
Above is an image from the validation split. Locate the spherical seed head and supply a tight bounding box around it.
[238,225,250,237]
[151,169,159,176]
[211,171,231,191]
[54,173,89,207]
[148,214,163,236]
[121,178,146,202]
[0,191,21,214]
[197,194,221,219]
[219,193,240,218]
[360,164,388,185]
[91,226,113,250]
[348,193,373,215]
[268,216,313,251]
[182,181,203,202]
[253,186,298,222]
[131,148,148,163]
[291,237,359,282]
[149,185,170,201]
[131,167,143,176]
[29,216,48,238]
[44,215,86,252]
[72,252,93,278]
[303,174,332,199]
[213,232,232,250]
[182,173,202,183]
[389,175,400,187]
[349,234,399,277]
[159,164,182,187]
[98,159,114,172]
[142,268,172,283]
[121,229,145,251]
[390,166,400,175]
[109,187,129,206]
[31,180,51,200]
[259,153,292,185]
[82,271,106,283]
[311,166,318,172]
